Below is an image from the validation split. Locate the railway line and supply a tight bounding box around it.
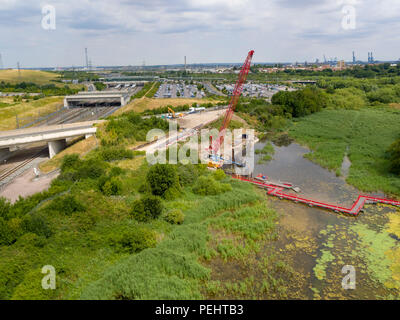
[0,147,47,184]
[0,105,120,184]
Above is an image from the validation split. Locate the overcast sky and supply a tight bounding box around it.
[0,0,399,68]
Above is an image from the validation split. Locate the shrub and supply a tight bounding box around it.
[61,154,81,172]
[0,197,11,219]
[109,227,157,253]
[131,195,163,222]
[387,138,400,175]
[192,176,232,196]
[99,147,134,162]
[177,165,197,186]
[77,159,107,180]
[164,209,185,225]
[146,164,180,198]
[48,195,85,215]
[109,166,124,177]
[99,177,123,196]
[0,217,14,245]
[212,169,226,181]
[21,214,53,238]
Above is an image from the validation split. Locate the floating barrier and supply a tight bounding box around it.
[232,174,400,216]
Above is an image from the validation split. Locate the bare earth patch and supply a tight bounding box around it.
[0,167,59,203]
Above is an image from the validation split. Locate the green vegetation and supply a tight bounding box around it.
[93,82,106,91]
[131,195,164,222]
[271,87,327,117]
[146,164,180,198]
[0,69,60,85]
[145,82,161,98]
[235,87,327,133]
[0,144,283,299]
[98,111,170,146]
[141,101,226,116]
[132,82,154,99]
[0,81,80,96]
[58,71,100,83]
[255,141,275,164]
[192,176,232,196]
[164,209,185,225]
[387,138,400,175]
[289,108,400,195]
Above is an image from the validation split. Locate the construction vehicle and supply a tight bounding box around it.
[207,50,254,168]
[167,107,183,119]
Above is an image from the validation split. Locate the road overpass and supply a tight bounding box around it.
[64,91,132,108]
[0,121,102,158]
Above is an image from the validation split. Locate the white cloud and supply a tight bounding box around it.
[0,0,399,67]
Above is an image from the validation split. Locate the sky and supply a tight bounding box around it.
[0,0,399,68]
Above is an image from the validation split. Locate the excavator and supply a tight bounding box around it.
[167,107,183,119]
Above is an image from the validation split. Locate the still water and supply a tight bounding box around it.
[252,140,400,299]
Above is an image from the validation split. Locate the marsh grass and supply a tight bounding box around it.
[289,107,400,195]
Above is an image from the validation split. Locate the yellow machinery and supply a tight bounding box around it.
[168,107,183,119]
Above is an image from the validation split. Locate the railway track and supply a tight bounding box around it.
[0,106,120,184]
[0,148,46,183]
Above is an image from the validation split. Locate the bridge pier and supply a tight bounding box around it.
[0,149,11,162]
[48,139,67,159]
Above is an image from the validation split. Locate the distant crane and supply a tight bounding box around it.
[210,50,254,160]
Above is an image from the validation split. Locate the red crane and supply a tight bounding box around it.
[211,50,255,156]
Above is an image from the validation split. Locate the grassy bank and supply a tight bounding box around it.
[0,70,59,85]
[289,107,400,195]
[0,106,285,300]
[0,96,64,130]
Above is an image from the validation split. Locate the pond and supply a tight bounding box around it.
[253,140,400,299]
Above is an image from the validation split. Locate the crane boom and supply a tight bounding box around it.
[212,50,254,155]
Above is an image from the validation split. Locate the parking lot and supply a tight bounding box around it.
[215,83,297,99]
[154,82,206,99]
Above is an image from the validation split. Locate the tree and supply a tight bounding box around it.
[131,195,163,222]
[146,164,180,197]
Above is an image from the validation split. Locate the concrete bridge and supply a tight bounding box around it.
[64,91,132,108]
[0,121,102,158]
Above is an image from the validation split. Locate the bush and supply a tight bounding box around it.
[192,176,232,196]
[0,217,15,245]
[109,227,157,253]
[271,87,327,117]
[176,165,197,186]
[164,209,185,225]
[48,195,85,215]
[212,169,226,181]
[109,166,124,177]
[99,177,123,196]
[131,195,163,222]
[146,164,180,198]
[387,138,400,175]
[21,214,52,238]
[61,154,82,172]
[99,147,134,162]
[60,156,107,182]
[77,159,107,180]
[0,197,11,219]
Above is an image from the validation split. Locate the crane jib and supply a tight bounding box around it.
[212,50,254,154]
